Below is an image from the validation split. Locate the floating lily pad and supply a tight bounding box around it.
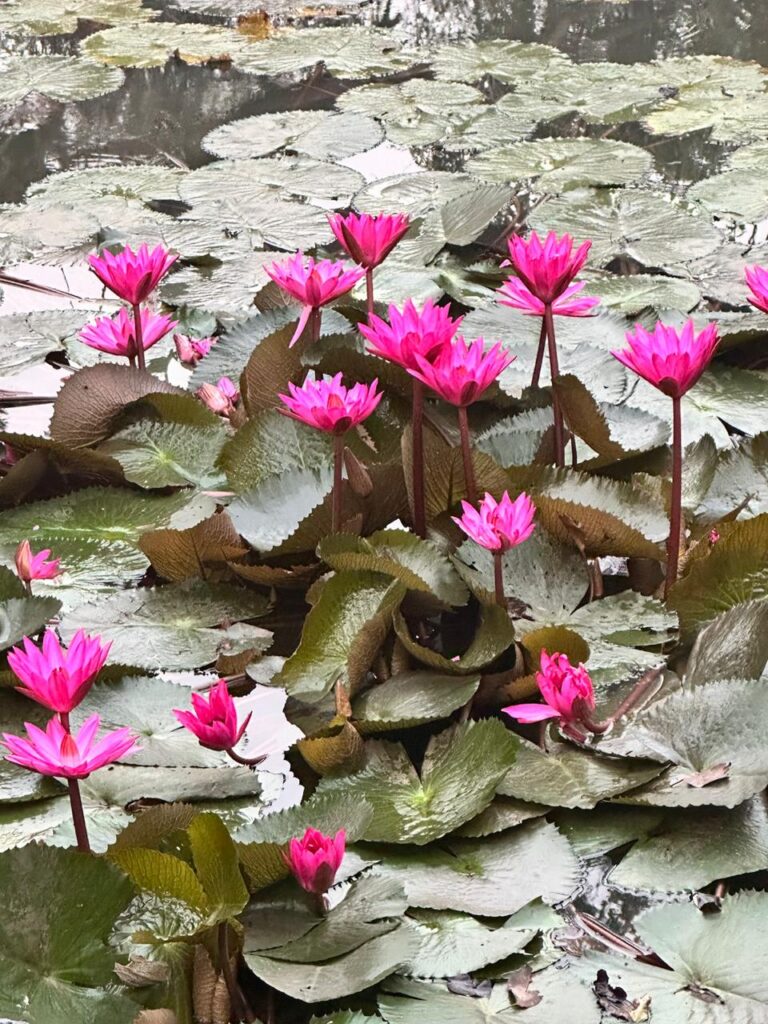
[234,27,415,78]
[0,0,154,35]
[0,54,124,108]
[202,110,384,162]
[81,22,250,68]
[431,38,569,85]
[468,139,652,191]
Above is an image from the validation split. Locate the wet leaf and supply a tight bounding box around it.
[0,54,124,107]
[354,672,481,732]
[234,26,415,78]
[82,22,251,68]
[469,139,652,191]
[202,109,384,162]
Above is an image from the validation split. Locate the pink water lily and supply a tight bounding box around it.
[279,373,381,436]
[745,264,768,314]
[504,651,595,728]
[453,492,536,552]
[504,231,592,305]
[79,307,177,360]
[408,336,514,407]
[14,540,60,583]
[266,252,364,346]
[2,713,139,779]
[174,333,215,366]
[88,243,177,306]
[611,320,719,399]
[174,680,252,752]
[498,277,599,317]
[328,211,410,269]
[283,827,346,896]
[196,377,239,416]
[612,318,719,597]
[8,629,111,714]
[359,298,463,372]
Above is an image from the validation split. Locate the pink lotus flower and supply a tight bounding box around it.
[504,651,595,726]
[88,244,178,305]
[266,252,364,346]
[503,231,592,305]
[174,333,215,366]
[359,298,463,372]
[453,491,536,552]
[14,540,61,583]
[79,307,177,359]
[497,276,599,317]
[283,827,346,894]
[2,713,139,779]
[196,377,239,416]
[745,264,768,314]
[709,528,720,546]
[279,373,382,435]
[8,629,111,714]
[174,680,252,752]
[328,212,410,269]
[407,336,515,406]
[611,320,719,398]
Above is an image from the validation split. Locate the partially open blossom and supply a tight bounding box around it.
[2,713,139,779]
[453,491,536,552]
[196,377,239,416]
[174,333,215,366]
[408,336,515,406]
[745,264,768,314]
[279,373,382,435]
[708,528,720,546]
[266,252,364,346]
[88,243,177,305]
[498,276,599,317]
[15,540,60,583]
[328,212,410,269]
[503,231,592,305]
[611,320,719,398]
[79,307,177,358]
[283,827,346,894]
[504,651,595,726]
[174,680,251,752]
[359,298,463,372]
[8,629,111,714]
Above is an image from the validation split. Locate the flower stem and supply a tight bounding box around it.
[665,395,683,599]
[132,303,145,372]
[493,549,505,608]
[412,379,426,538]
[607,666,663,725]
[310,891,328,915]
[67,778,91,854]
[218,921,252,1023]
[543,304,565,468]
[531,316,547,389]
[59,711,91,853]
[310,307,321,345]
[365,267,374,318]
[457,405,477,505]
[332,433,344,533]
[226,747,266,768]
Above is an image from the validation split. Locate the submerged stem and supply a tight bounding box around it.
[132,303,145,372]
[665,395,683,599]
[411,379,426,538]
[332,432,344,533]
[543,304,565,468]
[457,405,477,506]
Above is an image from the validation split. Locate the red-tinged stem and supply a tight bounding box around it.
[412,379,426,538]
[457,405,477,506]
[23,580,32,597]
[59,711,91,854]
[570,433,578,468]
[365,267,374,318]
[607,666,663,726]
[311,891,328,916]
[665,395,683,599]
[544,304,565,468]
[128,353,136,369]
[531,316,548,389]
[218,921,254,1023]
[310,307,321,345]
[493,549,505,608]
[132,303,145,372]
[226,748,266,768]
[332,432,344,533]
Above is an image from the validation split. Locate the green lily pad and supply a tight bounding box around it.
[0,54,124,107]
[468,139,652,191]
[0,0,153,35]
[202,109,384,162]
[81,22,250,69]
[234,26,415,78]
[316,721,518,845]
[98,419,228,490]
[354,672,481,733]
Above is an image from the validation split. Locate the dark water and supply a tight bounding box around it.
[1,0,767,205]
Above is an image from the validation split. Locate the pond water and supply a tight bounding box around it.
[2,0,767,207]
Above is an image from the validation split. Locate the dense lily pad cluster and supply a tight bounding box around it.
[1,2,768,1024]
